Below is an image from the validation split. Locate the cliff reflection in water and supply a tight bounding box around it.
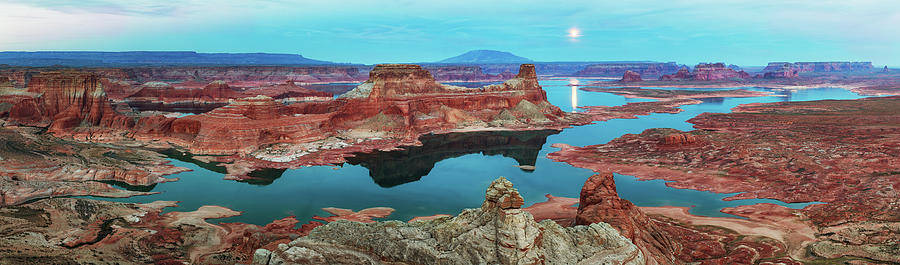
[345,129,559,187]
[161,148,286,185]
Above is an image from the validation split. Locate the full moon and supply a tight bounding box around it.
[568,27,582,38]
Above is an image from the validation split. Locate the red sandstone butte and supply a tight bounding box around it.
[620,70,643,82]
[576,173,679,265]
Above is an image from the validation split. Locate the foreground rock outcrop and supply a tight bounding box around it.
[577,174,678,265]
[253,177,646,265]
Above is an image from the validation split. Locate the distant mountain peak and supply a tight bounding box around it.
[438,50,532,64]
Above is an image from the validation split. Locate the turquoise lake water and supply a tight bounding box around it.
[95,79,867,225]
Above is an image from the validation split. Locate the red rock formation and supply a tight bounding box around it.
[4,64,573,180]
[127,81,239,102]
[576,173,679,265]
[662,133,697,145]
[7,72,134,133]
[245,81,332,101]
[658,63,749,81]
[762,63,799,78]
[692,63,750,80]
[658,67,691,81]
[620,70,642,82]
[155,95,333,154]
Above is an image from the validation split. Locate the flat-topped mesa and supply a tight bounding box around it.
[692,62,750,80]
[362,64,446,100]
[763,62,800,78]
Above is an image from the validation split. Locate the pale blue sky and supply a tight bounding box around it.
[1,0,898,65]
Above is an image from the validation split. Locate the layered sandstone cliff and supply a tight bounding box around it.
[6,72,134,134]
[762,63,799,78]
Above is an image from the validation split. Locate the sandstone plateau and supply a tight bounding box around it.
[549,96,900,263]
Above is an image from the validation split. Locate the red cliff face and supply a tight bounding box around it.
[165,95,333,154]
[8,72,133,133]
[576,173,679,265]
[620,70,642,82]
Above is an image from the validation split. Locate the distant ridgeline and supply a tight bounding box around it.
[0,51,335,67]
[762,61,874,73]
